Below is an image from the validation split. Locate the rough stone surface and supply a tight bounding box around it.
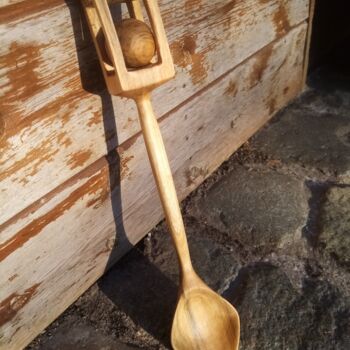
[224,264,350,350]
[190,166,308,256]
[28,60,350,349]
[144,221,241,293]
[251,101,350,174]
[319,186,350,270]
[32,319,138,350]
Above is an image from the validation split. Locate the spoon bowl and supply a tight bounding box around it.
[171,273,240,350]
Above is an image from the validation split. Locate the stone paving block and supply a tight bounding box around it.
[251,100,350,174]
[319,186,350,269]
[190,166,308,255]
[224,263,350,350]
[30,318,139,350]
[296,88,350,117]
[145,222,241,292]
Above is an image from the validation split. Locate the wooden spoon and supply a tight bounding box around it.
[82,1,240,348]
[136,94,240,350]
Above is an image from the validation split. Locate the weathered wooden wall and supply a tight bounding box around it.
[0,0,312,348]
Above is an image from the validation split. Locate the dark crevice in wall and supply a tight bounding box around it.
[308,0,350,73]
[307,1,350,92]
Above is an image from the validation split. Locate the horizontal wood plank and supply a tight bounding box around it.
[0,24,307,349]
[0,0,310,224]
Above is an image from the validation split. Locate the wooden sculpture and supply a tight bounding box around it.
[82,1,240,349]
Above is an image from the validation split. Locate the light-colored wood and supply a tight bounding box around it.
[302,0,316,87]
[82,0,175,96]
[0,0,310,226]
[85,2,240,346]
[109,19,155,68]
[135,92,240,349]
[172,277,240,350]
[0,24,307,349]
[135,93,192,274]
[126,0,144,21]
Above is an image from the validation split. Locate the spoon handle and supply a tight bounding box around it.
[134,92,193,275]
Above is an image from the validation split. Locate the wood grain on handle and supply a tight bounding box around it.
[134,93,193,275]
[0,113,5,140]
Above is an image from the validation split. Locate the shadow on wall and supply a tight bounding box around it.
[65,1,177,347]
[64,0,131,265]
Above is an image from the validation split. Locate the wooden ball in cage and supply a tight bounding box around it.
[105,18,156,68]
